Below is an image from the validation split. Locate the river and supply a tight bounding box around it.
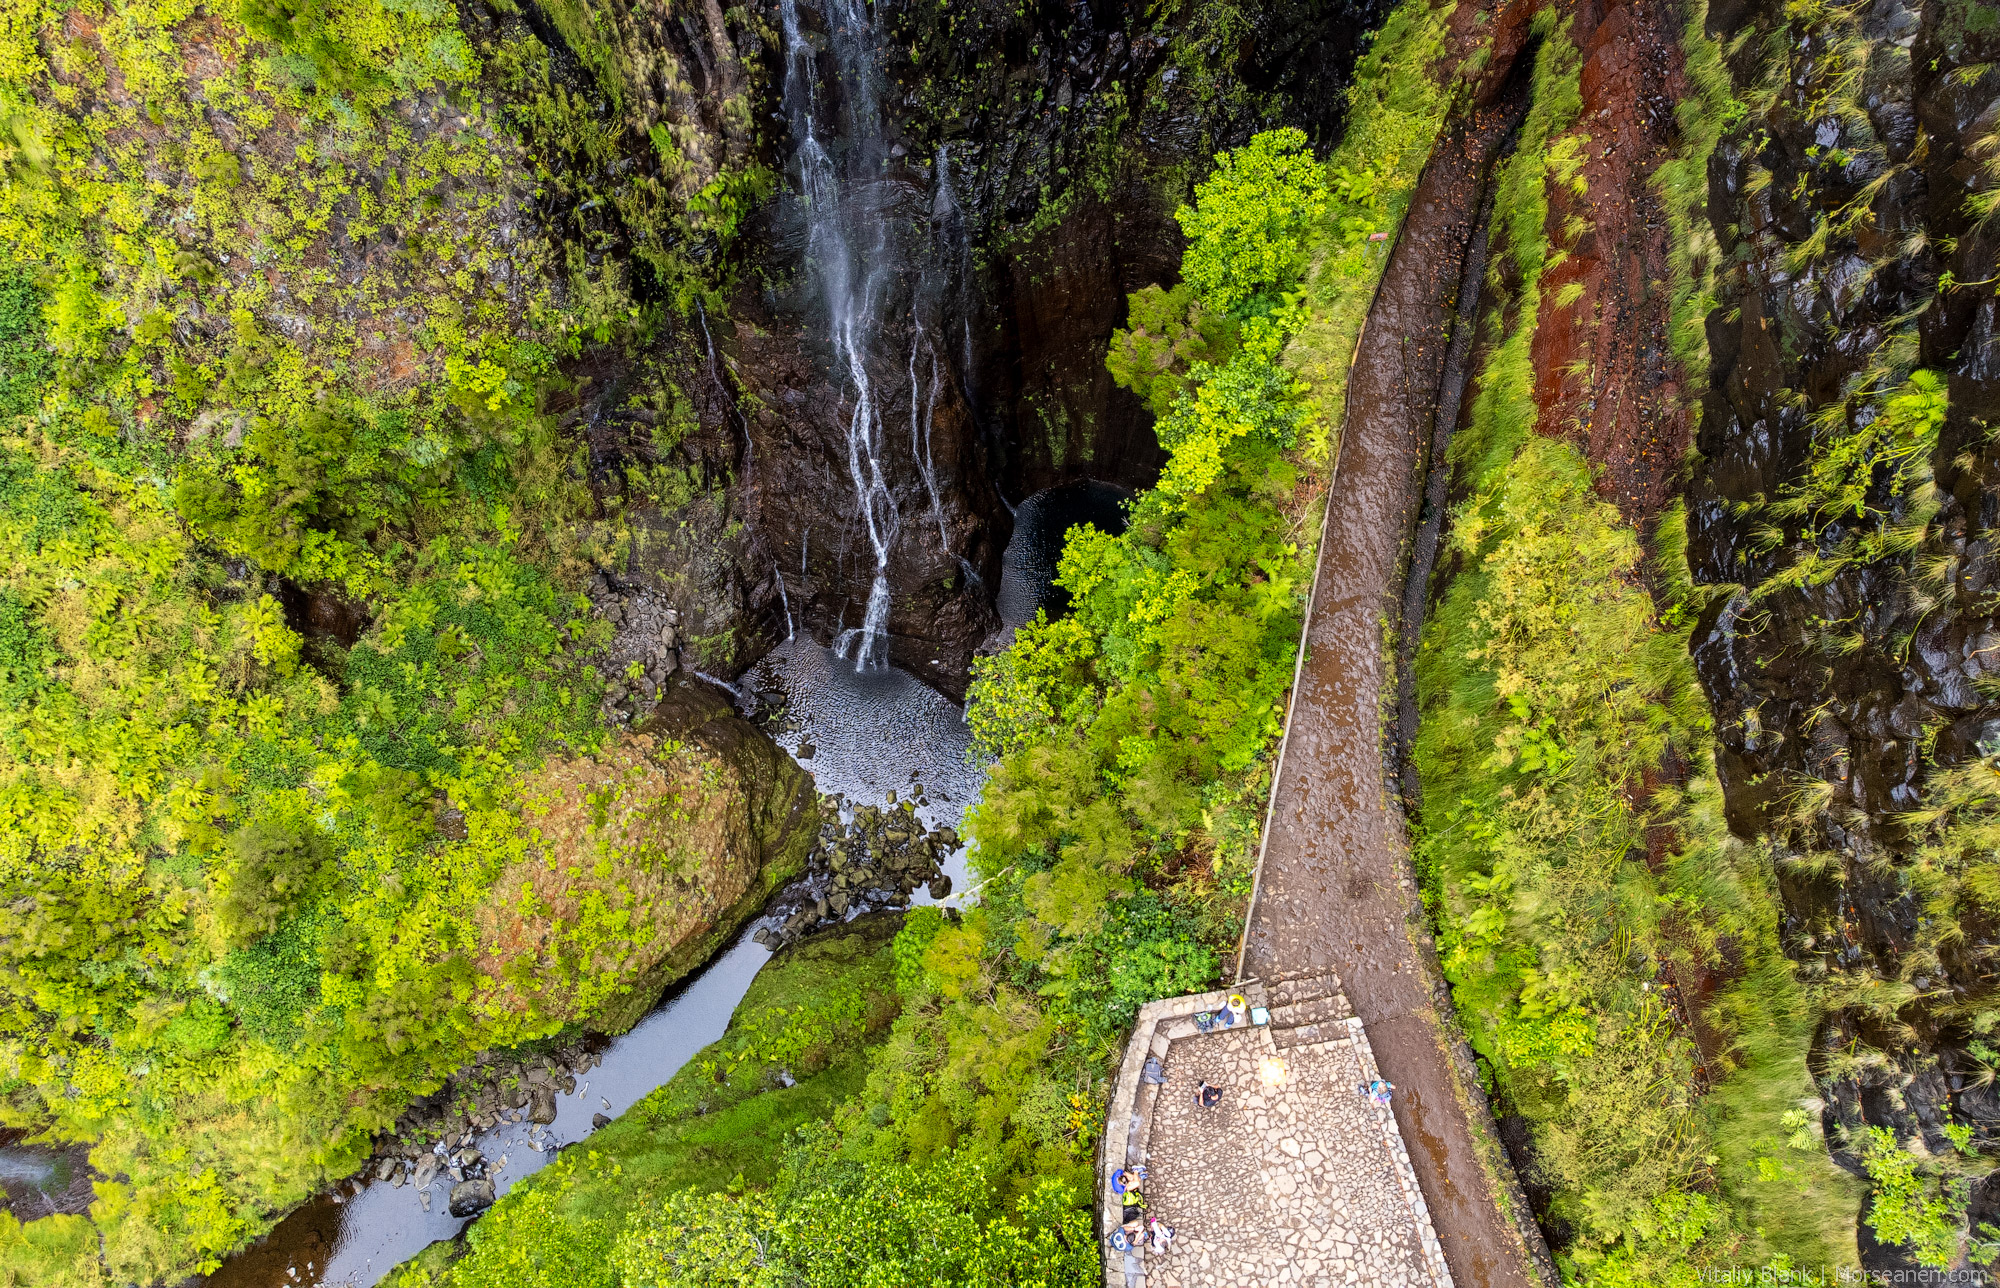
[192,478,1125,1288]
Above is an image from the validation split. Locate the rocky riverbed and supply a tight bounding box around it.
[754,793,958,949]
[355,1044,609,1220]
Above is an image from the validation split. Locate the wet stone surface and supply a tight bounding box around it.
[752,792,959,948]
[1140,1030,1434,1288]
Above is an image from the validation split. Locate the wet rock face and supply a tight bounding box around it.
[1684,0,2000,1187]
[728,263,1012,696]
[980,195,1178,500]
[695,0,1394,689]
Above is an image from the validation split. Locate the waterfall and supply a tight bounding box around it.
[780,0,899,670]
[909,319,949,551]
[776,570,796,640]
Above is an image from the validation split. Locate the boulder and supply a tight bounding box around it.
[528,1085,559,1125]
[592,1112,612,1129]
[448,1178,496,1218]
[413,1154,441,1189]
[472,679,819,1034]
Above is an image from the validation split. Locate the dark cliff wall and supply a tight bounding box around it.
[695,0,1398,691]
[1684,0,2000,1240]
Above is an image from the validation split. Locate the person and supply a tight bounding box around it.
[1367,1078,1394,1106]
[1111,1165,1148,1197]
[1108,1227,1133,1253]
[1195,1080,1223,1109]
[1149,1217,1177,1255]
[1226,993,1249,1027]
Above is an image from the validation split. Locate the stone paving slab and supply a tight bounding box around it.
[1100,990,1450,1288]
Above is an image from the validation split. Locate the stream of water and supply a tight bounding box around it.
[195,482,1116,1288]
[780,0,905,669]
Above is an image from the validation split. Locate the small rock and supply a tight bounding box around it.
[413,1155,441,1189]
[592,1112,612,1129]
[375,1157,397,1182]
[798,742,815,759]
[448,1178,496,1217]
[453,1147,483,1170]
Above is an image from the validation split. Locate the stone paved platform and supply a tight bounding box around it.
[1101,978,1451,1288]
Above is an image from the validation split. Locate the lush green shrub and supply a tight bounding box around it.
[607,1138,1095,1288]
[1861,1127,1967,1269]
[214,817,331,947]
[1174,127,1330,318]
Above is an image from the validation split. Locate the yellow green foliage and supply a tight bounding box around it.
[1412,21,1860,1284]
[0,0,759,1272]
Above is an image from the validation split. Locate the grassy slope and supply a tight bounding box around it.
[387,918,902,1288]
[1409,14,1860,1284]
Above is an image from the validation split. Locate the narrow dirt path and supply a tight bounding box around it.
[1240,92,1552,1288]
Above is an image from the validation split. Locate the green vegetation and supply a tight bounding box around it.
[378,7,1470,1286]
[901,0,1457,1232]
[0,0,775,1275]
[384,920,959,1288]
[1410,15,1861,1285]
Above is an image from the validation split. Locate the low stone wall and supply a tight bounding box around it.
[1099,981,1452,1288]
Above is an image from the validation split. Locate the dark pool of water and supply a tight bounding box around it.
[994,480,1130,629]
[202,482,1109,1286]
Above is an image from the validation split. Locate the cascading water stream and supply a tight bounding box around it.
[908,319,949,551]
[779,0,901,670]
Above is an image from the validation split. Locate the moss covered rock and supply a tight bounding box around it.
[476,678,817,1034]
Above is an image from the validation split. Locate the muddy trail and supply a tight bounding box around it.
[1238,79,1554,1288]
